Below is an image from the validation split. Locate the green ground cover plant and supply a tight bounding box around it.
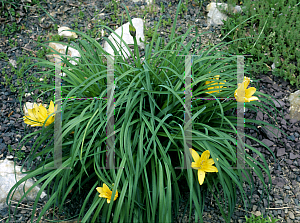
[219,0,300,87]
[245,213,279,223]
[0,0,55,22]
[6,1,290,223]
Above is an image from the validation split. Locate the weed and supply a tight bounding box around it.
[79,11,85,20]
[0,52,8,61]
[16,151,25,160]
[8,145,13,153]
[160,2,165,13]
[245,213,280,223]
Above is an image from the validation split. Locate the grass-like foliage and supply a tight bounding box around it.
[219,0,300,87]
[7,1,291,223]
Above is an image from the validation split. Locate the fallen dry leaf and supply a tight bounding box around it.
[8,111,14,117]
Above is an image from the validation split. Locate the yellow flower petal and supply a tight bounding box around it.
[191,162,200,170]
[48,101,55,114]
[45,117,54,126]
[103,183,110,192]
[38,105,48,121]
[23,116,41,126]
[246,96,259,102]
[96,187,103,197]
[205,77,226,94]
[28,107,38,119]
[245,87,256,98]
[203,165,218,173]
[200,150,210,161]
[198,170,206,185]
[243,77,250,89]
[190,148,200,163]
[113,190,119,201]
[205,158,215,166]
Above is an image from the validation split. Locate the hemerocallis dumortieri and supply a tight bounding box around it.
[190,148,218,186]
[205,74,227,94]
[234,76,259,103]
[23,101,56,127]
[96,183,118,203]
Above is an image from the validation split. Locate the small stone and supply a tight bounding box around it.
[8,59,17,68]
[275,200,283,204]
[271,98,285,108]
[289,211,295,219]
[284,197,290,204]
[277,148,285,156]
[261,139,274,147]
[277,164,282,171]
[254,211,261,217]
[58,26,78,38]
[284,186,291,190]
[252,205,257,212]
[290,153,298,159]
[287,135,295,141]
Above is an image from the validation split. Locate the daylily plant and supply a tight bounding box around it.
[234,76,259,103]
[190,148,218,186]
[205,74,227,94]
[96,183,118,204]
[23,101,56,127]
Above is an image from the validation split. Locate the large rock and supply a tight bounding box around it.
[46,42,81,77]
[206,3,243,26]
[58,26,78,38]
[0,159,47,209]
[46,42,81,66]
[103,18,145,60]
[288,90,300,121]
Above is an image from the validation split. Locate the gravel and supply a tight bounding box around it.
[1,0,300,222]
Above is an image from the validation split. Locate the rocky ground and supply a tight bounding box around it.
[0,0,300,222]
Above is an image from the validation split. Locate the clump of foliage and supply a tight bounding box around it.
[219,0,300,87]
[7,1,290,223]
[245,213,279,223]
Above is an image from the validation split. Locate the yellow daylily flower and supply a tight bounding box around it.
[234,77,259,103]
[190,148,218,186]
[205,75,227,94]
[23,101,56,127]
[96,183,118,204]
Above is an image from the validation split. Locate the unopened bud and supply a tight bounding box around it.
[129,24,136,37]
